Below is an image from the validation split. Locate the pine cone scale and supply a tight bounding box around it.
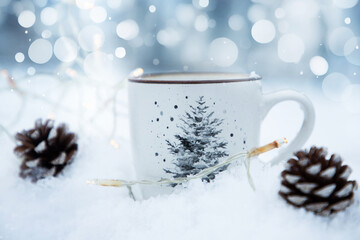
[305,202,328,212]
[320,166,336,179]
[339,166,351,179]
[335,181,355,198]
[279,147,357,216]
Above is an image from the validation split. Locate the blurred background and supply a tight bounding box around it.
[0,0,359,137]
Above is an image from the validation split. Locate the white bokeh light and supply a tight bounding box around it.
[274,8,286,19]
[54,37,78,62]
[28,39,53,64]
[41,30,52,39]
[153,58,160,65]
[76,0,95,9]
[342,84,360,113]
[251,20,276,44]
[15,52,25,63]
[309,56,329,76]
[247,4,266,23]
[199,0,209,8]
[157,28,182,47]
[149,5,156,13]
[78,25,105,51]
[27,67,36,76]
[333,0,358,9]
[208,19,216,28]
[345,17,351,24]
[322,72,351,102]
[116,19,139,40]
[344,37,360,66]
[278,34,305,63]
[176,4,195,26]
[228,15,245,31]
[209,37,238,67]
[115,47,126,58]
[34,0,47,8]
[107,0,122,9]
[277,22,289,33]
[18,10,36,28]
[84,51,114,81]
[41,7,58,26]
[328,27,354,56]
[194,15,208,32]
[90,6,107,23]
[284,0,319,19]
[181,36,206,63]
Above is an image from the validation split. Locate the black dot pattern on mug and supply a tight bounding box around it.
[149,98,179,164]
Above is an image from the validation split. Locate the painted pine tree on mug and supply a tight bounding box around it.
[165,96,229,185]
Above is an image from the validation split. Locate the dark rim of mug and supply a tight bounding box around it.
[128,72,262,84]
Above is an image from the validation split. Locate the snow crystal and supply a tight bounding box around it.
[249,71,260,79]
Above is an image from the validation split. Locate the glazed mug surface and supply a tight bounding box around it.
[128,73,315,199]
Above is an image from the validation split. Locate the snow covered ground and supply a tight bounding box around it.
[0,76,359,240]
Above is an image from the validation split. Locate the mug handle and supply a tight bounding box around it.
[261,90,315,165]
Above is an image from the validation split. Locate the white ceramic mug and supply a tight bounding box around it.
[128,73,315,199]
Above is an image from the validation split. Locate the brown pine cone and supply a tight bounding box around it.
[14,119,78,182]
[279,146,357,216]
